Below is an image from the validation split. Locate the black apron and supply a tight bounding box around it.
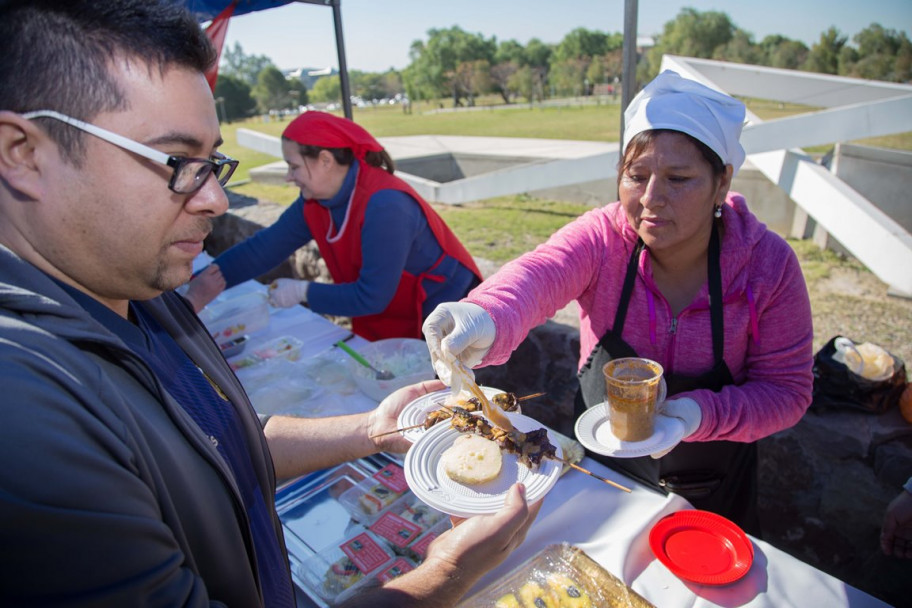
[575,227,760,535]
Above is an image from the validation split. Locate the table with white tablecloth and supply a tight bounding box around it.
[192,257,890,608]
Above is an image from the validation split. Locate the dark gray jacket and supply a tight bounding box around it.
[0,245,287,606]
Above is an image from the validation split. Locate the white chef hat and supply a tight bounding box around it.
[623,70,747,174]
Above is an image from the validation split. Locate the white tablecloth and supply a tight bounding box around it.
[192,257,889,608]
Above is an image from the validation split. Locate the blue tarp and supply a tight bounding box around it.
[174,0,296,22]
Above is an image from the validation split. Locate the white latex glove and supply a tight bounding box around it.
[650,397,702,459]
[268,278,310,308]
[422,302,496,376]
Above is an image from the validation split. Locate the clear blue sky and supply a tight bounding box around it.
[220,0,912,73]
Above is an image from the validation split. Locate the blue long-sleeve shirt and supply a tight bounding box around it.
[213,163,477,319]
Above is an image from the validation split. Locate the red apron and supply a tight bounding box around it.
[303,164,482,341]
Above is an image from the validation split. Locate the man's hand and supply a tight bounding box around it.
[367,380,446,454]
[424,483,542,584]
[184,264,225,312]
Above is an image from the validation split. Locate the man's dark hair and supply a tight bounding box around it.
[0,0,216,157]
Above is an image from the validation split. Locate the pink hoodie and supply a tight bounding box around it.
[467,193,814,443]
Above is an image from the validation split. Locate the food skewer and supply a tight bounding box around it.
[451,364,514,431]
[563,461,631,492]
[374,391,545,439]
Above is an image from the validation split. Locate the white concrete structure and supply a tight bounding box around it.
[661,56,912,297]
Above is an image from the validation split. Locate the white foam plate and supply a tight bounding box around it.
[404,412,562,518]
[396,386,508,443]
[574,402,686,458]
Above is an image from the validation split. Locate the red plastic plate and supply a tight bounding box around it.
[649,510,754,585]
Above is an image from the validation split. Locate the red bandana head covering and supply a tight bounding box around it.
[282,111,384,161]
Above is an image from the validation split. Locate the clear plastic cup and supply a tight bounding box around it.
[602,358,666,442]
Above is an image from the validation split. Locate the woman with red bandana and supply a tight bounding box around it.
[187,111,481,341]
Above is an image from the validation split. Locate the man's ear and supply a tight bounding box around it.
[0,111,48,200]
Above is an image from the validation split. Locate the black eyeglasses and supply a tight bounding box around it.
[22,110,239,195]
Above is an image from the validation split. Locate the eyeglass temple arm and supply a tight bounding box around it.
[21,110,172,166]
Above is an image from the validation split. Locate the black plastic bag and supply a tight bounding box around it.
[811,335,907,414]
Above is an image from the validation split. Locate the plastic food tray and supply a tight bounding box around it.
[199,291,269,344]
[458,543,655,608]
[277,454,426,607]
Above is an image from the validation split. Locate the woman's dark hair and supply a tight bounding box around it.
[295,144,396,174]
[619,129,726,181]
[0,0,216,160]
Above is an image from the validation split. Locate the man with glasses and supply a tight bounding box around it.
[0,2,538,606]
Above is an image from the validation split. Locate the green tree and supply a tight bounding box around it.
[523,38,553,70]
[253,65,293,113]
[803,27,847,74]
[310,75,341,104]
[713,29,762,64]
[847,24,912,81]
[350,70,386,102]
[550,58,589,97]
[451,59,492,106]
[759,35,809,70]
[221,42,275,87]
[642,8,736,79]
[554,28,609,62]
[491,39,525,103]
[403,26,496,106]
[287,78,308,109]
[213,74,256,122]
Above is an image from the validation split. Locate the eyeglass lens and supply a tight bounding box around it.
[172,157,237,194]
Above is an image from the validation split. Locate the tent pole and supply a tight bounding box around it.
[620,0,638,147]
[329,0,353,119]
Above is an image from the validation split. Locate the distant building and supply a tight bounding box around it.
[284,66,337,90]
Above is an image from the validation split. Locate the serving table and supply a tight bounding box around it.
[193,257,890,608]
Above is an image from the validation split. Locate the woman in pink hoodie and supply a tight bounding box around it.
[423,71,814,534]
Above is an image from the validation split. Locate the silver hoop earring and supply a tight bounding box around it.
[714,206,722,219]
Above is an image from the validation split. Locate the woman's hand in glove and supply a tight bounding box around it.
[422,302,496,372]
[268,278,310,308]
[650,397,702,459]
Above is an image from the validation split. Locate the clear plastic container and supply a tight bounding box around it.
[338,463,410,524]
[458,543,655,607]
[402,517,449,562]
[347,338,435,401]
[296,529,396,604]
[229,335,304,371]
[199,291,269,345]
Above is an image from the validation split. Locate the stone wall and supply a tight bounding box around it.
[209,194,910,606]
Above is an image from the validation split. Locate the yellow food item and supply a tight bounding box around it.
[518,582,558,608]
[856,342,894,381]
[495,592,522,608]
[441,434,502,484]
[900,383,912,424]
[546,573,592,607]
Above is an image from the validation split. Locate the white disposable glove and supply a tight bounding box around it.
[268,278,310,308]
[422,302,496,375]
[650,397,702,459]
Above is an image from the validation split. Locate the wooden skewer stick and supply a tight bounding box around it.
[563,460,632,493]
[517,392,546,402]
[371,394,542,441]
[369,422,425,439]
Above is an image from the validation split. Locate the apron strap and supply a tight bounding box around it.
[708,225,724,367]
[613,239,644,335]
